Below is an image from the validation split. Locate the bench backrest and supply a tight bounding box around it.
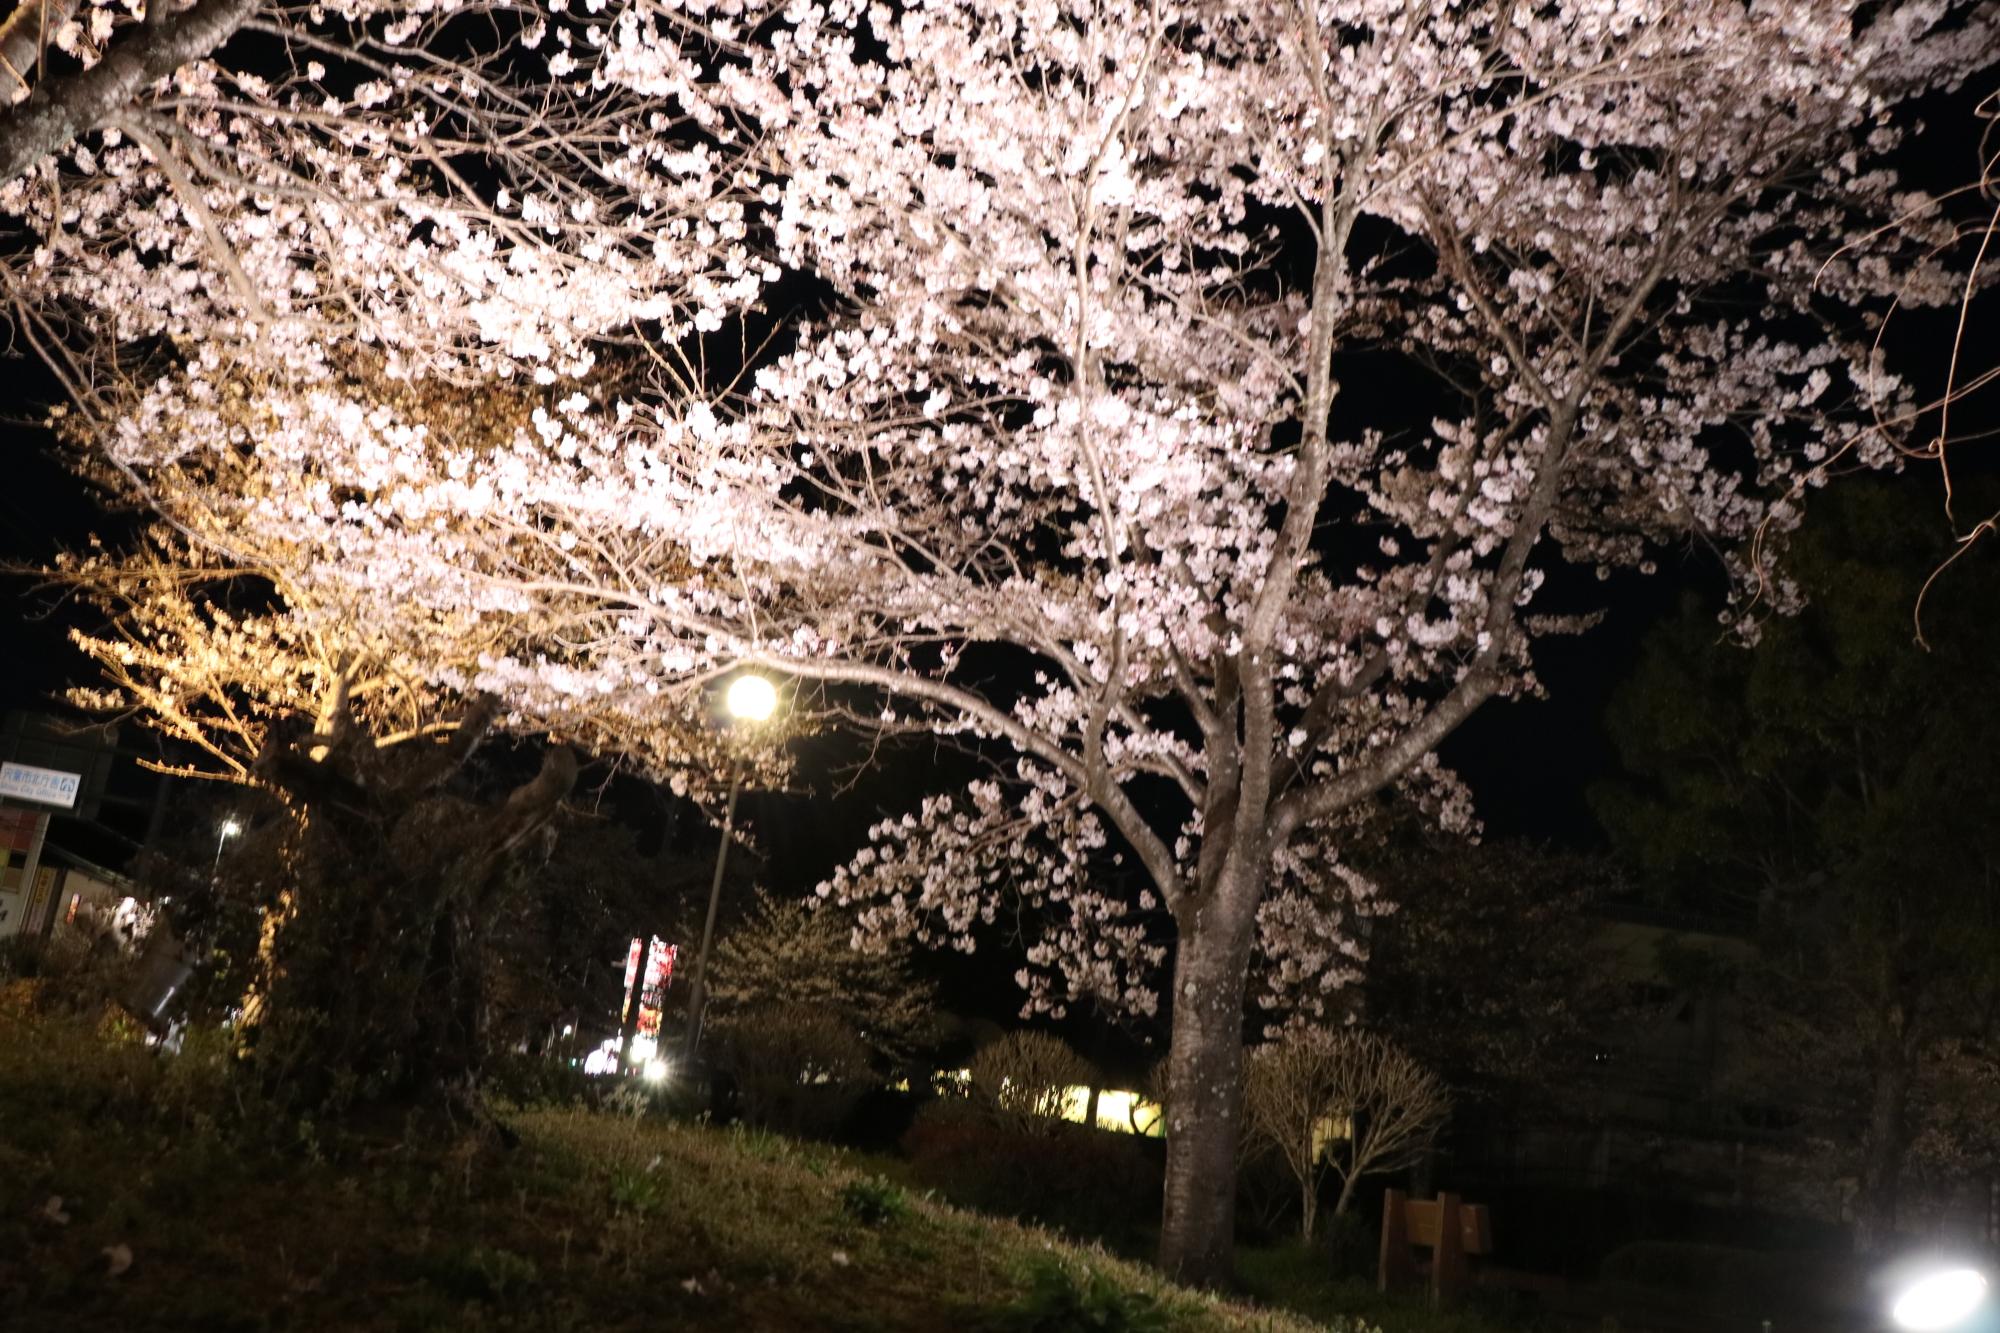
[1402,1196,1492,1256]
[1378,1188,1493,1300]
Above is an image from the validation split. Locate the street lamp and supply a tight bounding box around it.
[212,817,242,882]
[724,673,778,723]
[682,672,779,1064]
[1892,1268,1988,1331]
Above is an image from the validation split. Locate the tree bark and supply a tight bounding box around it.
[1158,892,1258,1286]
[0,0,85,104]
[0,0,261,186]
[1855,1040,1911,1254]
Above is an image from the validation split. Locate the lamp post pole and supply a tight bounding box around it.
[212,818,241,884]
[680,670,777,1067]
[681,770,740,1065]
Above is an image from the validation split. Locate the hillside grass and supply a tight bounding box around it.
[0,1011,1358,1333]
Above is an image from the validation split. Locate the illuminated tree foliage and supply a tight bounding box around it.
[6,0,1994,1280]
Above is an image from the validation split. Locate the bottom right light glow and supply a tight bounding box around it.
[1893,1268,1988,1331]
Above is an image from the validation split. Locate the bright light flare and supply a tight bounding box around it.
[1893,1268,1988,1330]
[725,673,778,722]
[642,1058,670,1084]
[220,818,243,838]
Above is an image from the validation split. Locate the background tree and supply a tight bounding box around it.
[1598,479,2000,1251]
[970,1030,1095,1132]
[1320,1031,1450,1223]
[709,890,939,1069]
[483,815,710,1057]
[1352,837,1621,1112]
[1243,1028,1345,1241]
[17,0,1994,1284]
[717,1001,877,1138]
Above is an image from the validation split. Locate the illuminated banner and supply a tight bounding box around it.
[620,937,644,1024]
[637,938,678,1038]
[620,936,679,1036]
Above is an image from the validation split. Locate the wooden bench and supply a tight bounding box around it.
[1379,1189,1491,1301]
[1378,1189,1566,1304]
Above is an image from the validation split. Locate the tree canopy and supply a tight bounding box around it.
[5,0,1995,1281]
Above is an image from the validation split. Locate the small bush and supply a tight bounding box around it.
[483,1051,594,1108]
[718,1001,876,1138]
[970,1031,1093,1129]
[840,1174,911,1226]
[1322,1209,1377,1280]
[437,1245,541,1300]
[988,1256,1171,1333]
[610,1166,666,1215]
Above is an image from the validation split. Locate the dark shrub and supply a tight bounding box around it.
[717,1001,876,1139]
[902,1098,1160,1247]
[1599,1242,1861,1325]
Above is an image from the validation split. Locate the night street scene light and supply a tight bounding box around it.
[724,672,779,723]
[212,817,243,881]
[1891,1268,1989,1332]
[681,671,781,1065]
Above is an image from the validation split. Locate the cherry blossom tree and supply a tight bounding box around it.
[721,0,1989,1279]
[1,0,773,417]
[25,0,1999,1284]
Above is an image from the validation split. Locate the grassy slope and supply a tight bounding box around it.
[0,1015,1342,1333]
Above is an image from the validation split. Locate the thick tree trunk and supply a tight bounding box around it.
[1300,1172,1319,1241]
[1855,1044,1910,1254]
[1158,906,1256,1286]
[0,0,262,185]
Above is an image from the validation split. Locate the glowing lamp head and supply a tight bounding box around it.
[725,673,778,722]
[1893,1268,1988,1331]
[642,1058,670,1084]
[220,818,243,839]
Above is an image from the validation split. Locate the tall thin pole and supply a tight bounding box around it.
[682,771,740,1064]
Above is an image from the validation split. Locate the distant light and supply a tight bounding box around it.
[561,1024,575,1037]
[1893,1269,1988,1330]
[220,818,243,839]
[583,1040,620,1077]
[643,1058,670,1083]
[725,673,778,722]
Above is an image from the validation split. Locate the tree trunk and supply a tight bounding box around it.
[1158,902,1257,1286]
[1332,1169,1362,1218]
[0,0,263,186]
[1300,1170,1319,1241]
[1855,1043,1910,1254]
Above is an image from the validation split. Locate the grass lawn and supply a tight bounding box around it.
[1233,1247,1560,1333]
[2,1013,1366,1333]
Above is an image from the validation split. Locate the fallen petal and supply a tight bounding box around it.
[103,1244,133,1277]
